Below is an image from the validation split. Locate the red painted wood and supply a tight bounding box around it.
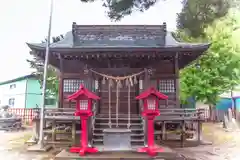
[136,87,168,100]
[68,85,100,101]
[136,87,167,157]
[68,85,99,156]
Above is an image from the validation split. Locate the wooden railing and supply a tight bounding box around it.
[32,106,99,146]
[155,108,205,121]
[154,108,205,147]
[31,107,207,147]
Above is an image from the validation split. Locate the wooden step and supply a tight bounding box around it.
[95,123,142,126]
[94,126,142,129]
[93,128,143,131]
[93,138,144,142]
[93,133,144,136]
[95,118,142,122]
[97,114,140,118]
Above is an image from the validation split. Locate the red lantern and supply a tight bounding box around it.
[136,87,168,157]
[68,85,100,156]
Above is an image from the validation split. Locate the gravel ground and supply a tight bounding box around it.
[0,123,239,160]
[175,123,240,160]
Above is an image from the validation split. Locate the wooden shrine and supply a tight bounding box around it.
[27,23,210,157]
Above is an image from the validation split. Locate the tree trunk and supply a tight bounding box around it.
[209,105,215,121]
[230,89,236,119]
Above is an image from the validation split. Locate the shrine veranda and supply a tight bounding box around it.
[27,23,210,156]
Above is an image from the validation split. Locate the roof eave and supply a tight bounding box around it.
[26,43,211,53]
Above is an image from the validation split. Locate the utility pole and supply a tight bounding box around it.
[38,0,54,148]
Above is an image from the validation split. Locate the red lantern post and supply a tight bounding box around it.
[68,85,100,156]
[136,87,168,157]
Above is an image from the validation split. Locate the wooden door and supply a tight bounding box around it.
[99,81,139,114]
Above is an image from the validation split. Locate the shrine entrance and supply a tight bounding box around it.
[99,81,139,114]
[89,69,144,116]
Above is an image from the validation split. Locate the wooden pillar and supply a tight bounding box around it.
[88,71,93,91]
[72,120,76,146]
[58,76,63,108]
[95,79,100,114]
[144,68,149,89]
[161,121,166,140]
[58,54,64,108]
[87,71,93,145]
[51,120,56,145]
[174,53,180,108]
[143,68,149,146]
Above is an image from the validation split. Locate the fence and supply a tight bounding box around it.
[203,108,210,121]
[8,108,36,125]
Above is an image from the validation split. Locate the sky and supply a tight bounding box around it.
[0,0,182,82]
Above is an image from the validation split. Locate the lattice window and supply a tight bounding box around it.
[158,79,175,93]
[147,99,155,110]
[63,79,84,93]
[79,100,88,110]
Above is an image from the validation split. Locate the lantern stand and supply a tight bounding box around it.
[136,87,168,157]
[68,85,100,156]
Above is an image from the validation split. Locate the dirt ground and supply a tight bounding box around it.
[0,123,239,160]
[0,129,54,160]
[175,123,240,160]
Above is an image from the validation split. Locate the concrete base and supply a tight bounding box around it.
[55,148,183,160]
[27,144,52,152]
[103,128,131,151]
[26,137,38,145]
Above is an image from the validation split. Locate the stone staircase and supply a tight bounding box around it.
[92,114,145,147]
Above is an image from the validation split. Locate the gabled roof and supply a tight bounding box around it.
[136,87,168,100]
[68,85,100,101]
[0,74,36,85]
[27,23,210,52]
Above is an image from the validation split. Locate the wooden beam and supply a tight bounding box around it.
[59,51,176,59]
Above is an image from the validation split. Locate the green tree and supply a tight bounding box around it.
[179,15,240,106]
[177,0,230,37]
[27,35,63,96]
[81,0,231,36]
